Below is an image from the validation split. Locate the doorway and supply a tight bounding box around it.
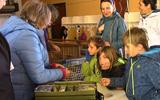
[51,3,66,39]
[115,0,127,17]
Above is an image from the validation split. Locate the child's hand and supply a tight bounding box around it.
[65,68,71,78]
[100,78,111,86]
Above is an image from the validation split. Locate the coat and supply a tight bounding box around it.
[0,33,14,100]
[139,10,160,47]
[0,16,64,100]
[109,47,160,100]
[97,11,127,50]
[81,55,101,83]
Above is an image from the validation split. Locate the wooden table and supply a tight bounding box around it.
[97,83,128,100]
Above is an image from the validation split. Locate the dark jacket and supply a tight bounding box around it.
[97,11,127,50]
[0,33,14,100]
[101,57,126,89]
[109,47,160,100]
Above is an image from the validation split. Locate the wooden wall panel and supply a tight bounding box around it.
[21,0,140,16]
[66,0,100,16]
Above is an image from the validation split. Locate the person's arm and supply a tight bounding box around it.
[97,24,105,34]
[96,18,104,36]
[84,73,101,82]
[109,76,126,88]
[81,57,101,82]
[147,61,160,89]
[48,40,61,52]
[14,30,65,84]
[112,17,127,49]
[100,76,125,88]
[81,61,90,77]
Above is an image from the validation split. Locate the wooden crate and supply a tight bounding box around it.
[35,81,97,100]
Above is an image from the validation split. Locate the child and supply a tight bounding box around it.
[101,27,160,99]
[81,37,105,82]
[98,46,126,89]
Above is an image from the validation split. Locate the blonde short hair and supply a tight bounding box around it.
[123,27,149,51]
[20,0,51,29]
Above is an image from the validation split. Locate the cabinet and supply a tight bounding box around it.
[48,40,81,63]
[59,15,101,59]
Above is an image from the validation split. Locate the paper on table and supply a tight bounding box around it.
[97,83,112,95]
[97,83,128,100]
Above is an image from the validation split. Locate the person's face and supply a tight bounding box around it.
[139,0,151,15]
[41,12,52,29]
[99,52,111,70]
[0,0,6,9]
[124,43,140,57]
[88,42,98,56]
[101,1,114,17]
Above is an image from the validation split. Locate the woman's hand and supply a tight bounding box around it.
[55,63,65,68]
[105,41,110,46]
[98,24,105,34]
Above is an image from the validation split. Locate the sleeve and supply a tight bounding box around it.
[147,61,160,89]
[84,73,101,83]
[96,18,104,36]
[14,30,63,84]
[81,59,101,82]
[81,61,90,77]
[109,59,128,88]
[112,17,127,49]
[109,76,126,88]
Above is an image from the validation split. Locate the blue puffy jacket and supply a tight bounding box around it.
[0,16,63,100]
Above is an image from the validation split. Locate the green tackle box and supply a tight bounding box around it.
[35,81,97,100]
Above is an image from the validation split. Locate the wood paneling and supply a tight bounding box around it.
[66,0,100,16]
[21,0,140,16]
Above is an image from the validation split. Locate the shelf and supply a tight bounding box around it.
[62,15,101,25]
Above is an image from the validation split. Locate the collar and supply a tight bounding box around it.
[141,10,153,19]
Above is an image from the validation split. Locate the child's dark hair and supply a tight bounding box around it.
[123,27,149,51]
[98,46,118,70]
[88,37,105,49]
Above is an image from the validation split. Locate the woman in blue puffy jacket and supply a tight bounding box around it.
[0,0,70,100]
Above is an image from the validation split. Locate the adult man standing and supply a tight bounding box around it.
[138,0,160,47]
